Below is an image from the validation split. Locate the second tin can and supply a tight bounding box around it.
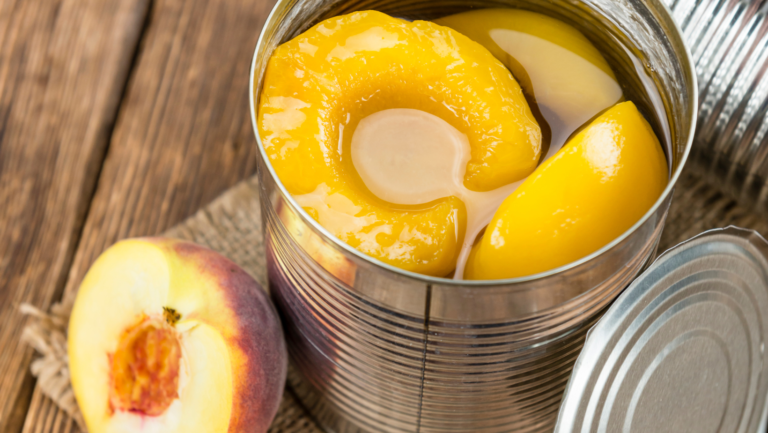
[665,0,768,215]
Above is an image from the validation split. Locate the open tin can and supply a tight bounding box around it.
[249,0,698,431]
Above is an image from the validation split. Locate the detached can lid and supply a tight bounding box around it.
[556,227,768,433]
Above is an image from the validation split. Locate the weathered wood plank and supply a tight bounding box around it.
[0,0,150,432]
[20,0,276,430]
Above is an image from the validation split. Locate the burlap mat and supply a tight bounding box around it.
[21,166,768,432]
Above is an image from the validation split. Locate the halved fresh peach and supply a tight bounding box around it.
[68,238,287,433]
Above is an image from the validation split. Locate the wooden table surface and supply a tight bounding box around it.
[0,0,277,431]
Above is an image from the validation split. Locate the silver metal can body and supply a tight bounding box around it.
[249,1,697,431]
[665,0,768,214]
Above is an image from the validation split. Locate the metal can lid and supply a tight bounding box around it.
[555,226,768,433]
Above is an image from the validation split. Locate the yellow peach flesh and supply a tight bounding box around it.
[258,11,541,276]
[465,101,667,279]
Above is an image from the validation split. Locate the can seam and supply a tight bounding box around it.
[415,284,432,433]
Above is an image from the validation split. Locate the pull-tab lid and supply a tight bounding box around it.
[556,227,768,433]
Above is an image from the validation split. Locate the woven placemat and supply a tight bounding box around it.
[21,166,768,432]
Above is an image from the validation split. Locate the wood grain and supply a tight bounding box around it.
[20,0,275,430]
[0,0,150,431]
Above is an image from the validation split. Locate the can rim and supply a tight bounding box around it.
[247,0,699,287]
